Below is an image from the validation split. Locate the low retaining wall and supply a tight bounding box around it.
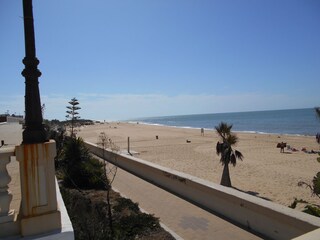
[0,116,6,123]
[1,116,24,123]
[85,141,320,240]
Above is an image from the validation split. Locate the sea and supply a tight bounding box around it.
[131,108,320,136]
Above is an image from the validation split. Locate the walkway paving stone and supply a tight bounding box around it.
[112,167,262,240]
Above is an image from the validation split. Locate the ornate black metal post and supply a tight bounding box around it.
[22,0,47,143]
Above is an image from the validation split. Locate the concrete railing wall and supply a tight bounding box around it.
[0,116,24,123]
[85,141,320,240]
[0,143,73,239]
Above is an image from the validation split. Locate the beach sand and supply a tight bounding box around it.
[2,122,318,210]
[78,122,320,209]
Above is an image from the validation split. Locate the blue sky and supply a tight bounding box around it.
[1,0,319,120]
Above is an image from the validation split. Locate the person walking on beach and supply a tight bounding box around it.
[201,128,204,136]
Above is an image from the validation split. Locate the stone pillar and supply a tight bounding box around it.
[0,147,18,238]
[16,140,61,237]
[0,148,15,223]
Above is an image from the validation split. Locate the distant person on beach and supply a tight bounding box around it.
[201,128,204,136]
[277,142,286,153]
[316,133,320,144]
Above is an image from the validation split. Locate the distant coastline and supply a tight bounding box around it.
[130,108,319,136]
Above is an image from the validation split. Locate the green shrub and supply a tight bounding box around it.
[312,172,320,196]
[115,213,160,239]
[303,205,320,217]
[60,187,173,240]
[113,198,140,213]
[288,198,308,209]
[61,137,108,190]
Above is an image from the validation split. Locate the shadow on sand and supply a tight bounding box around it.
[233,187,272,202]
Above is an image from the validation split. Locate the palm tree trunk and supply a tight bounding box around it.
[220,164,232,187]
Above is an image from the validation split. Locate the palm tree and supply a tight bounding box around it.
[215,122,243,187]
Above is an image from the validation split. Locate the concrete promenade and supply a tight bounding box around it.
[112,166,262,240]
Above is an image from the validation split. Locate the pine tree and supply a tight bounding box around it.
[66,97,81,137]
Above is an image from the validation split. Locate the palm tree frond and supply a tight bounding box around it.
[215,122,233,139]
[216,141,222,155]
[220,157,226,166]
[226,134,238,146]
[235,150,243,161]
[230,153,237,166]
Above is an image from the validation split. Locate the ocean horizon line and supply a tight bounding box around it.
[127,120,312,137]
[127,108,319,136]
[129,107,314,121]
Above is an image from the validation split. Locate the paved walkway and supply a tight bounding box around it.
[112,167,262,240]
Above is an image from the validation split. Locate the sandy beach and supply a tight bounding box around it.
[77,122,320,209]
[1,121,319,210]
